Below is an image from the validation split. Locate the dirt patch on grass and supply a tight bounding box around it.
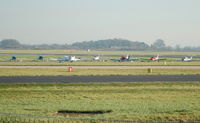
[57,110,112,116]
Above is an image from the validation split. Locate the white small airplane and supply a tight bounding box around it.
[182,56,192,62]
[70,56,80,62]
[93,55,100,61]
[57,56,80,62]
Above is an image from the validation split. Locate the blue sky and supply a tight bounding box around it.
[0,0,200,46]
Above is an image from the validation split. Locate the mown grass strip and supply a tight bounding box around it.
[0,68,200,76]
[0,82,200,122]
[1,61,200,66]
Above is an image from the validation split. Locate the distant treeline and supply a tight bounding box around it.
[72,39,149,51]
[0,38,200,52]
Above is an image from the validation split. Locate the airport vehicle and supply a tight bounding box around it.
[182,56,192,62]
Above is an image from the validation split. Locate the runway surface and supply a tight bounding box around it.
[0,75,199,84]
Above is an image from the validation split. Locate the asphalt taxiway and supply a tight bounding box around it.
[0,75,199,84]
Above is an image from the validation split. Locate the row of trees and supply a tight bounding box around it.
[0,39,70,49]
[0,39,200,52]
[72,39,149,50]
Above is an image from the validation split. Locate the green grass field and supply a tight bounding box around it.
[1,61,200,66]
[0,82,200,122]
[0,50,200,122]
[0,68,200,76]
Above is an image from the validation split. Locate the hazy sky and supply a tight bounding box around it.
[0,0,200,46]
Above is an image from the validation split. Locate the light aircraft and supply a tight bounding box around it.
[70,56,80,62]
[140,54,165,62]
[80,55,101,62]
[111,55,137,62]
[150,54,160,61]
[182,56,192,62]
[57,56,80,62]
[32,56,45,62]
[38,56,44,60]
[93,55,100,61]
[10,56,17,61]
[9,56,23,62]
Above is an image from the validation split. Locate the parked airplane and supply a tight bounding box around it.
[57,56,80,62]
[182,56,192,62]
[141,54,166,62]
[93,55,100,61]
[10,56,23,62]
[111,55,137,62]
[70,56,80,62]
[10,56,17,61]
[150,54,160,61]
[32,56,45,62]
[38,56,44,60]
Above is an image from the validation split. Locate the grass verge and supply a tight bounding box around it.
[1,61,200,66]
[0,82,199,122]
[0,68,200,76]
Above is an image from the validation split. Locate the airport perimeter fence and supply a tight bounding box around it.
[0,112,199,123]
